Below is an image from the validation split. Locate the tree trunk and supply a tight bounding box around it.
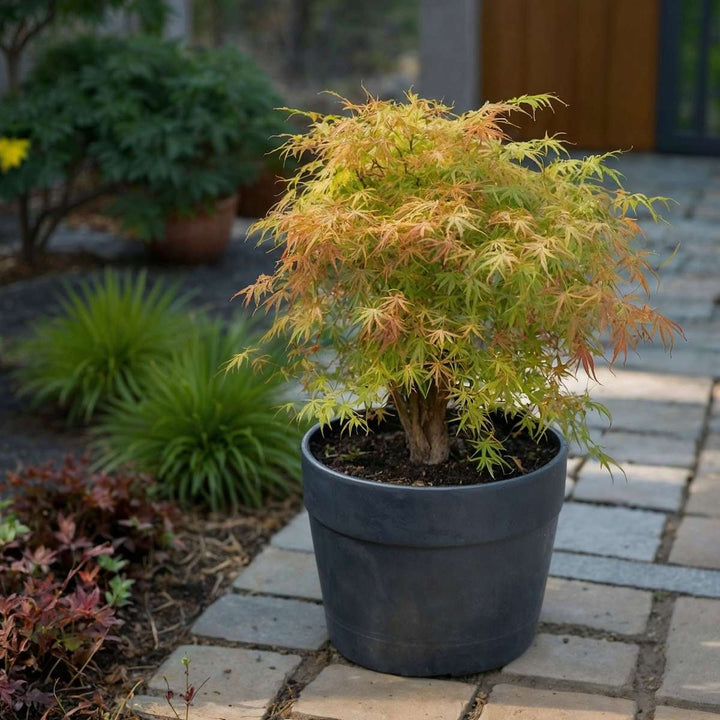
[390,383,450,465]
[4,50,21,94]
[18,195,37,264]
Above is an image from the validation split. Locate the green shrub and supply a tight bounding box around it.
[94,320,301,510]
[0,34,286,261]
[16,269,188,422]
[0,0,169,93]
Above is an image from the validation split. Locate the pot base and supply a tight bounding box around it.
[325,609,537,677]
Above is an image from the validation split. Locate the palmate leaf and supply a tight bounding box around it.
[93,319,302,510]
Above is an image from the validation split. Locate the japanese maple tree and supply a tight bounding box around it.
[238,93,681,472]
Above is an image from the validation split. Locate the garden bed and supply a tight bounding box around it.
[95,497,301,712]
[0,454,301,719]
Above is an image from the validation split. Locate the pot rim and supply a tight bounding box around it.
[301,418,568,494]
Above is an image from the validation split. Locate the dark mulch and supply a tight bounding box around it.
[0,250,104,286]
[311,413,559,487]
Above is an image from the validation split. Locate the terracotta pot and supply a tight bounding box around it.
[236,171,287,217]
[152,195,238,264]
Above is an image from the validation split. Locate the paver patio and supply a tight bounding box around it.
[1,153,718,718]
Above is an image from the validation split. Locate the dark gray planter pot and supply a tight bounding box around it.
[301,421,568,677]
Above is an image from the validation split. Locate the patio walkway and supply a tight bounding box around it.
[1,153,719,719]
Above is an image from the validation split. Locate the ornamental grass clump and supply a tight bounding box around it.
[16,270,188,423]
[238,93,682,473]
[94,320,302,510]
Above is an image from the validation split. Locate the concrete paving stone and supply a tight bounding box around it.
[658,301,715,322]
[540,578,652,635]
[564,477,575,499]
[233,546,322,600]
[481,684,636,720]
[669,516,720,570]
[131,645,301,720]
[698,435,720,475]
[567,426,604,458]
[291,663,475,720]
[654,276,720,301]
[655,708,720,720]
[192,593,328,650]
[502,634,638,689]
[574,462,688,512]
[585,398,706,439]
[550,550,720,599]
[667,323,720,351]
[617,347,720,378]
[658,597,720,707]
[599,432,696,468]
[554,503,666,562]
[563,368,712,404]
[711,414,720,436]
[686,472,720,517]
[567,456,583,476]
[271,510,314,553]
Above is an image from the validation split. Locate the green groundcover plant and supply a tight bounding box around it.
[94,320,302,510]
[237,93,682,472]
[16,269,188,423]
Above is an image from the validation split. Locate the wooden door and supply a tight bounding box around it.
[481,0,660,150]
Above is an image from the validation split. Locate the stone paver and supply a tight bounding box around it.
[233,546,322,600]
[669,516,720,570]
[554,503,666,561]
[192,593,328,650]
[619,346,720,378]
[564,368,712,404]
[270,509,314,552]
[686,472,720,517]
[540,578,652,635]
[655,708,720,719]
[586,398,706,439]
[598,432,696,468]
[550,551,720,598]
[131,645,300,720]
[574,462,688,512]
[567,457,583,475]
[659,597,720,707]
[502,633,638,689]
[482,685,636,720]
[698,435,720,476]
[291,664,475,720]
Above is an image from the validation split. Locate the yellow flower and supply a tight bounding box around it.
[0,137,30,172]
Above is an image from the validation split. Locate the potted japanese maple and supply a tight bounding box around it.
[238,94,680,676]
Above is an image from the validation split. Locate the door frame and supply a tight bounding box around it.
[657,0,720,154]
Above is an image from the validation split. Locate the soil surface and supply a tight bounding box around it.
[310,412,560,487]
[0,250,104,286]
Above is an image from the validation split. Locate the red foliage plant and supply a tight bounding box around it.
[237,93,682,472]
[1,455,178,566]
[0,457,178,718]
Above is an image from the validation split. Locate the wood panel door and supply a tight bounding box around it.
[481,0,660,150]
